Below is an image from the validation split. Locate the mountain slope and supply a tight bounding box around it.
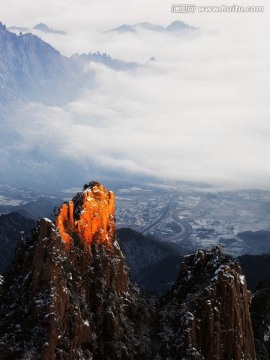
[0,196,63,220]
[0,182,152,359]
[0,182,258,359]
[0,212,35,274]
[237,230,270,254]
[109,20,197,34]
[0,21,138,108]
[71,52,139,71]
[0,21,145,190]
[156,246,256,359]
[117,227,190,295]
[0,22,83,106]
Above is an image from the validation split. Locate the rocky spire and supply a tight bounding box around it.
[56,182,115,249]
[0,183,151,359]
[156,246,256,359]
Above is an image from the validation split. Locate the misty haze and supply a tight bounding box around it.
[0,2,269,190]
[0,1,269,359]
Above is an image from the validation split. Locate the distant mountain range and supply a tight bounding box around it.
[0,21,140,108]
[0,22,82,106]
[237,230,270,254]
[71,52,139,72]
[0,196,63,220]
[0,19,198,190]
[108,20,198,34]
[8,23,66,35]
[0,21,144,189]
[33,23,66,35]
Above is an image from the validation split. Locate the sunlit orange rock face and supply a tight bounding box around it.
[56,183,115,249]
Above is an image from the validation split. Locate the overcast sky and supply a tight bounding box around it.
[1,0,270,189]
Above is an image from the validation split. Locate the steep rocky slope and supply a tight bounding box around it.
[0,182,151,359]
[0,182,257,359]
[156,246,256,359]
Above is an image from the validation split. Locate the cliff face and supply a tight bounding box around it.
[0,182,151,360]
[56,182,115,248]
[156,246,256,360]
[0,182,257,360]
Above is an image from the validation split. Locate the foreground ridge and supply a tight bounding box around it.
[0,182,257,359]
[0,182,151,359]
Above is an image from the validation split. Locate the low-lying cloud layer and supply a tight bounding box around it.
[1,0,270,189]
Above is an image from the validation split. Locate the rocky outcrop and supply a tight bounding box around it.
[156,246,256,360]
[0,182,151,359]
[56,182,115,248]
[0,182,258,360]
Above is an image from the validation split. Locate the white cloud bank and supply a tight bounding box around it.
[1,0,270,189]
